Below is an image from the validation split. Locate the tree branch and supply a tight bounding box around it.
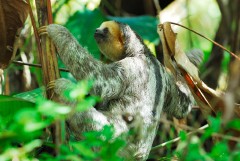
[34,0,62,155]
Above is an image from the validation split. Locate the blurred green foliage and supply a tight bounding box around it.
[108,16,160,45]
[0,95,35,124]
[1,0,239,160]
[0,81,125,161]
[174,115,240,161]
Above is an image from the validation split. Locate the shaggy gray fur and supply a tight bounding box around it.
[47,23,194,160]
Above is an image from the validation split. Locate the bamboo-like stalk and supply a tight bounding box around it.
[34,0,62,155]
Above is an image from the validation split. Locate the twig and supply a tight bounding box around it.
[101,0,116,15]
[159,118,201,132]
[153,0,161,14]
[47,0,53,24]
[13,60,69,72]
[0,69,3,94]
[232,0,240,52]
[164,22,240,61]
[151,124,209,152]
[151,119,240,152]
[192,105,200,110]
[186,0,193,47]
[26,0,42,59]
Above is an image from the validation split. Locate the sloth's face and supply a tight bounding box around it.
[94,21,125,61]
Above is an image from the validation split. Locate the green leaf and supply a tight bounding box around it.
[0,139,42,161]
[108,139,126,154]
[0,95,35,124]
[37,100,71,118]
[65,9,107,59]
[179,131,187,141]
[64,80,93,101]
[13,109,49,132]
[108,16,160,45]
[83,130,100,140]
[208,115,222,132]
[201,115,222,142]
[14,88,44,103]
[101,125,114,140]
[201,114,222,142]
[76,96,100,112]
[221,52,230,73]
[209,141,229,161]
[0,109,46,144]
[185,137,206,161]
[72,142,96,159]
[23,139,42,153]
[64,155,83,161]
[231,145,240,161]
[226,119,240,131]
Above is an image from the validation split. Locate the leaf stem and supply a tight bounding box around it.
[162,22,240,61]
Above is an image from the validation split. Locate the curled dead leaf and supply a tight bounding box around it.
[158,22,239,119]
[158,22,240,149]
[0,0,29,69]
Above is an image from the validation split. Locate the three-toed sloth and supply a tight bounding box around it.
[46,21,200,160]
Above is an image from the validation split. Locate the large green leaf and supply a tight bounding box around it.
[64,9,107,59]
[108,16,160,45]
[64,10,160,60]
[14,88,44,103]
[0,95,35,124]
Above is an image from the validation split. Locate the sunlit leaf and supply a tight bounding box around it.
[0,95,35,124]
[76,96,100,112]
[108,139,126,154]
[179,131,187,141]
[101,125,114,140]
[208,115,221,133]
[210,141,229,161]
[0,139,42,161]
[11,109,50,135]
[226,119,240,131]
[64,80,93,101]
[37,100,71,117]
[23,139,42,153]
[14,88,44,103]
[72,142,96,159]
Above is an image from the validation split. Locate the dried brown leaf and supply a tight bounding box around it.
[158,23,220,112]
[174,41,200,81]
[158,23,199,81]
[158,22,240,120]
[161,22,176,56]
[0,0,29,69]
[158,22,240,149]
[158,23,177,77]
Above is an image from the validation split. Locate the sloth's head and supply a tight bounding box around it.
[94,21,146,61]
[94,21,124,61]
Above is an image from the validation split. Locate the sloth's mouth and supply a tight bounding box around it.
[94,29,107,40]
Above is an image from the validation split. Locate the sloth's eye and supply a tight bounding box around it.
[103,27,109,33]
